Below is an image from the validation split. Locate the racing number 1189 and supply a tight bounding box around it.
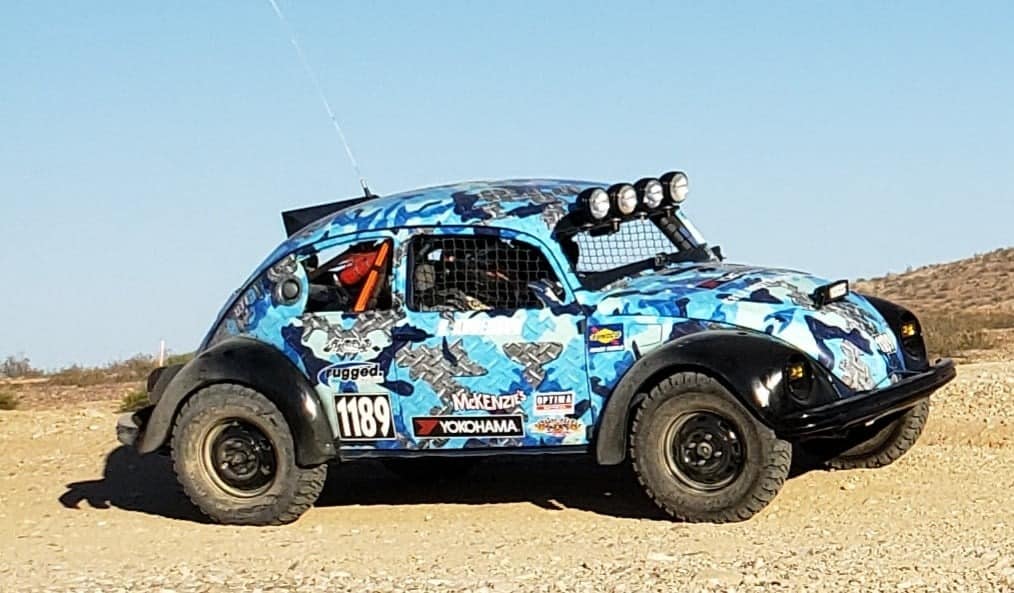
[334,394,395,440]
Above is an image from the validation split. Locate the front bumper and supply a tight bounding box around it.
[116,412,140,447]
[777,358,956,438]
[115,405,153,448]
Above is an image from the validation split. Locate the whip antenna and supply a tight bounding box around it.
[265,0,372,197]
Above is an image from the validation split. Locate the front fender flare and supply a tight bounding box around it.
[136,337,336,466]
[594,329,835,465]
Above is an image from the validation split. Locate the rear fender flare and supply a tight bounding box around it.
[137,337,336,467]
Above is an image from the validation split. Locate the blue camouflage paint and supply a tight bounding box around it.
[202,179,909,453]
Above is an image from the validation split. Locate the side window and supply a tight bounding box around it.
[409,234,564,312]
[300,239,393,313]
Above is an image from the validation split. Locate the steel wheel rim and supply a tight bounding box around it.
[201,419,277,498]
[664,411,746,492]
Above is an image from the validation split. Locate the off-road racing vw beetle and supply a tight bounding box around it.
[117,173,955,524]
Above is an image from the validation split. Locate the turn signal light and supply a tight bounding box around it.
[900,321,918,339]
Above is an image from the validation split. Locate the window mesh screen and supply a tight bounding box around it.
[570,218,680,273]
[411,236,558,311]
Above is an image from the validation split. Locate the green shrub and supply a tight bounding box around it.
[118,387,150,413]
[0,390,19,411]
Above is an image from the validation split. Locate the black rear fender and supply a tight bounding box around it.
[137,337,336,466]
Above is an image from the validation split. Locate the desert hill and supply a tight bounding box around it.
[854,247,1014,313]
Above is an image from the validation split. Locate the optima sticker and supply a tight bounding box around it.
[533,391,575,416]
[318,362,384,385]
[412,415,525,438]
[588,324,624,353]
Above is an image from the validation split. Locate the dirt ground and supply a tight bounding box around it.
[1,362,1012,593]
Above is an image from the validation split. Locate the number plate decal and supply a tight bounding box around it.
[333,394,396,441]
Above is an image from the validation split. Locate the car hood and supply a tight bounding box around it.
[592,263,905,392]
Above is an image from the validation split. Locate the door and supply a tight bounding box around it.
[293,235,405,449]
[395,229,592,449]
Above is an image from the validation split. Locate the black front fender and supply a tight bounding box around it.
[136,337,336,466]
[594,329,837,465]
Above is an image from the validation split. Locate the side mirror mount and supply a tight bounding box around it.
[711,245,725,261]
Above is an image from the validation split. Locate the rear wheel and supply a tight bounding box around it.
[171,384,327,525]
[825,399,930,470]
[631,372,791,522]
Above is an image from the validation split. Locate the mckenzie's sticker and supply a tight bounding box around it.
[531,416,584,438]
[451,389,526,412]
[533,391,575,416]
[588,324,624,353]
[318,362,385,385]
[412,415,525,438]
[334,394,396,441]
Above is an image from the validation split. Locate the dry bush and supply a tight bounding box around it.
[0,389,19,411]
[0,355,40,379]
[919,311,1014,359]
[47,352,194,387]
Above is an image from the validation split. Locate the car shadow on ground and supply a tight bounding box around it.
[57,447,669,523]
[58,446,829,524]
[59,446,209,523]
[316,456,669,520]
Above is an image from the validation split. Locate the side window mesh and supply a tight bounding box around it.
[411,235,559,311]
[566,218,680,273]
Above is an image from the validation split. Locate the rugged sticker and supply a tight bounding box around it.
[318,362,385,385]
[533,391,575,416]
[334,394,396,441]
[412,415,525,438]
[588,324,624,353]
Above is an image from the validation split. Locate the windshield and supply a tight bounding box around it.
[556,211,714,287]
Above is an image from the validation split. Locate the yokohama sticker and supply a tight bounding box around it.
[533,391,575,416]
[412,415,525,438]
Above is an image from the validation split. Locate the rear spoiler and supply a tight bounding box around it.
[281,195,377,237]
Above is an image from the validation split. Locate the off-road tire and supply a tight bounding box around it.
[630,372,791,523]
[171,384,327,525]
[381,458,478,482]
[826,399,930,470]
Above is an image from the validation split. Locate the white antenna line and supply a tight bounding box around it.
[265,0,370,194]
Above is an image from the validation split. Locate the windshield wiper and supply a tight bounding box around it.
[581,244,716,290]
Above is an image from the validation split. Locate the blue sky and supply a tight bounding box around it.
[2,1,1012,368]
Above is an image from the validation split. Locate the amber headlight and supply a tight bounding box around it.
[784,356,814,405]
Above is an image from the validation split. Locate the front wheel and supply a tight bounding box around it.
[171,384,327,525]
[824,399,930,470]
[631,372,791,523]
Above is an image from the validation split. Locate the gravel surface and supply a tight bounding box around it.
[1,362,1012,593]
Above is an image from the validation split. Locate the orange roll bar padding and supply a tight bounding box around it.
[354,241,391,312]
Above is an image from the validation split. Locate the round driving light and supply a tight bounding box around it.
[581,187,611,220]
[660,171,689,204]
[635,178,664,209]
[609,183,638,216]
